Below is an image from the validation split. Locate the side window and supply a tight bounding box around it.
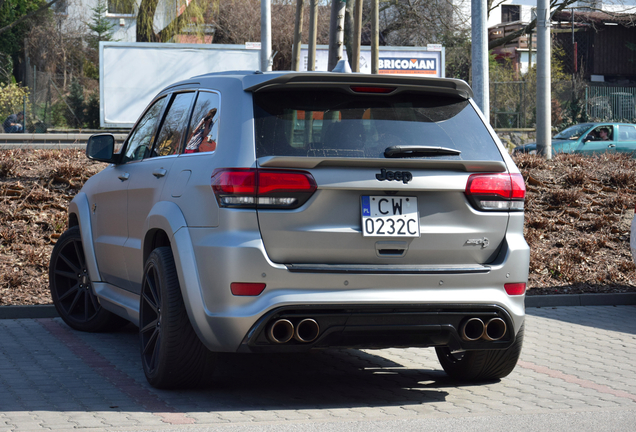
[184,92,220,154]
[618,125,636,141]
[590,125,613,141]
[123,97,166,163]
[154,92,195,157]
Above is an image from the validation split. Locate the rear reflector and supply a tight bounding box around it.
[504,283,526,296]
[231,282,266,296]
[211,168,317,209]
[465,173,526,211]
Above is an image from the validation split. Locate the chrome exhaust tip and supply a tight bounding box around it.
[484,318,507,341]
[294,318,320,343]
[268,319,294,344]
[461,318,485,341]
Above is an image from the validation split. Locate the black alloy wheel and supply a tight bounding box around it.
[49,226,126,332]
[140,257,163,375]
[139,247,216,389]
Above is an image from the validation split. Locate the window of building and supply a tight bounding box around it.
[108,0,135,15]
[502,5,521,23]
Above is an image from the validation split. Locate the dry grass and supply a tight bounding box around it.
[1,150,635,304]
[516,152,636,295]
[0,149,102,305]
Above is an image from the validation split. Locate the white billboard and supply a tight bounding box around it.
[100,42,261,128]
[299,45,445,77]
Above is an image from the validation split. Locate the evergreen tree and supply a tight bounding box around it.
[65,79,85,128]
[87,0,116,49]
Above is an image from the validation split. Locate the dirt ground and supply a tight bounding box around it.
[1,149,635,305]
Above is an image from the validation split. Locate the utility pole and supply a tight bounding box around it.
[308,0,318,71]
[292,0,304,71]
[328,0,346,71]
[371,0,379,74]
[261,0,272,71]
[471,0,489,121]
[351,0,363,71]
[536,0,552,158]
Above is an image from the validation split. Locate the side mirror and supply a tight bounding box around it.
[86,134,118,163]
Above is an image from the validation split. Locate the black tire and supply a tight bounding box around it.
[139,247,216,389]
[49,226,127,332]
[436,322,525,381]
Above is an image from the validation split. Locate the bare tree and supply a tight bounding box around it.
[212,0,330,71]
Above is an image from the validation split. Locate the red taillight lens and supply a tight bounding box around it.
[211,168,317,209]
[504,283,526,296]
[510,173,526,199]
[211,169,256,195]
[258,171,316,194]
[231,282,266,296]
[465,173,525,211]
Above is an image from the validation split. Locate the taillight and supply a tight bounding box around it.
[211,168,317,209]
[465,173,525,211]
[504,283,526,296]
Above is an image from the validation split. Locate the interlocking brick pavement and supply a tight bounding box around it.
[0,306,634,431]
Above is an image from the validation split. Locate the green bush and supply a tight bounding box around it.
[0,83,30,122]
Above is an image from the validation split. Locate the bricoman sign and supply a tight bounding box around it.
[379,58,437,75]
[299,45,445,78]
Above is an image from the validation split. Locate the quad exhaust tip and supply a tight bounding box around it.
[484,318,507,341]
[268,319,294,344]
[460,317,507,342]
[294,318,320,343]
[461,318,485,341]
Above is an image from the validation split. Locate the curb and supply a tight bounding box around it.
[525,292,636,308]
[1,293,635,319]
[0,305,59,319]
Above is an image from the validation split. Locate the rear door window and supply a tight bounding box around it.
[253,89,503,161]
[618,125,636,141]
[153,92,196,157]
[184,91,220,154]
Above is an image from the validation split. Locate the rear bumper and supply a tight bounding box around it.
[238,304,516,353]
[174,227,529,353]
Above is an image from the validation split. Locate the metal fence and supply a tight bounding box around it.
[585,86,636,123]
[490,81,636,129]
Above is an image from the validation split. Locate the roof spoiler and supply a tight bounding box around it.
[244,72,473,100]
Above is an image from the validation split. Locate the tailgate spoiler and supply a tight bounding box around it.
[258,156,507,173]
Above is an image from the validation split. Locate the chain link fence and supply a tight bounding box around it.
[23,67,99,132]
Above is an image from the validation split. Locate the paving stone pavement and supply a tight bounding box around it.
[0,305,634,431]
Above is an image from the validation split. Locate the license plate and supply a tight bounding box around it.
[361,196,420,237]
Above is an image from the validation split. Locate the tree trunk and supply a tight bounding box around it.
[328,0,346,70]
[137,0,160,42]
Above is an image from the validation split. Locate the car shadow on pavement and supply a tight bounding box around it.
[185,350,451,410]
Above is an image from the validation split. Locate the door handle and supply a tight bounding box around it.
[118,173,130,181]
[153,168,167,178]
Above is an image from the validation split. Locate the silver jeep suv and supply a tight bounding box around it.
[49,70,529,389]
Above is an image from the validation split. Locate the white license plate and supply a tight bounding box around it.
[361,196,420,237]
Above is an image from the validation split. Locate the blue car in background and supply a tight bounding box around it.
[512,123,636,156]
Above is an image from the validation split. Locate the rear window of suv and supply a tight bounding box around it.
[253,89,503,161]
